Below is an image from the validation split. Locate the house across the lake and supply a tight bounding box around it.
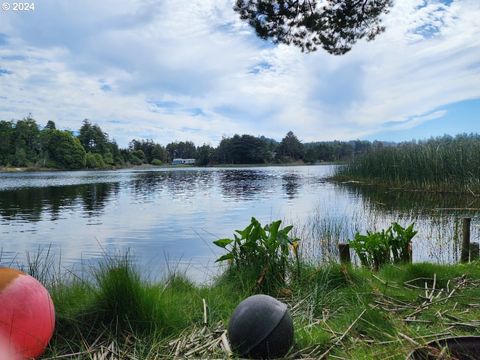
[172,158,196,165]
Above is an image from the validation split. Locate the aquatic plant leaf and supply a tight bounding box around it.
[213,239,233,249]
[215,253,234,262]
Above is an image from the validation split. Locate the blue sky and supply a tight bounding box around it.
[0,0,479,146]
[365,99,480,142]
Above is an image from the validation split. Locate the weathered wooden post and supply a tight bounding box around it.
[461,218,471,263]
[338,243,351,264]
[470,242,479,262]
[404,241,413,263]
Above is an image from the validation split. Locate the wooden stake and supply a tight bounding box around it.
[338,243,351,264]
[470,242,479,261]
[461,218,471,263]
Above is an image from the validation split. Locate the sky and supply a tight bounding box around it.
[0,0,479,147]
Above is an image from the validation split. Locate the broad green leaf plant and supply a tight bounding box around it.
[213,217,300,286]
[349,223,417,270]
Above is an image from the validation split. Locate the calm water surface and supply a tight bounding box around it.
[0,166,478,282]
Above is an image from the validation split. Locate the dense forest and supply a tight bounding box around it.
[0,117,379,170]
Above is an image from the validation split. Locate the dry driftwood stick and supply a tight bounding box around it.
[318,308,367,359]
[220,331,233,357]
[184,337,219,357]
[430,273,437,301]
[398,332,420,346]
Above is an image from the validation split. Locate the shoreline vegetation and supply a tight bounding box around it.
[334,134,480,195]
[18,252,480,359]
[0,161,336,173]
[0,117,371,172]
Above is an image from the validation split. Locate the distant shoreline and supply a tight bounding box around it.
[0,162,339,174]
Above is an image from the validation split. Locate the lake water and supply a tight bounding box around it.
[0,165,479,282]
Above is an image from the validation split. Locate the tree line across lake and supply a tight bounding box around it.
[0,117,382,170]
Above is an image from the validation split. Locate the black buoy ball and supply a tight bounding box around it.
[228,294,294,359]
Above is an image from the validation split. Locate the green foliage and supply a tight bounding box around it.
[78,119,120,166]
[78,119,107,153]
[103,150,114,165]
[129,156,142,165]
[86,152,107,169]
[304,139,373,163]
[131,149,145,162]
[0,120,14,165]
[85,152,95,168]
[93,259,165,334]
[45,120,56,130]
[390,223,417,263]
[9,117,42,165]
[0,117,379,169]
[130,139,167,164]
[14,147,28,166]
[277,131,304,161]
[151,158,163,166]
[214,134,273,164]
[44,130,86,169]
[166,141,197,161]
[349,223,417,270]
[196,144,215,166]
[234,0,392,54]
[213,217,299,289]
[336,134,480,192]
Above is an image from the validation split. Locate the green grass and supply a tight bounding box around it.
[27,257,480,359]
[334,134,480,193]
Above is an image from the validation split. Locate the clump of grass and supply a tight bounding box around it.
[334,134,480,193]
[92,256,167,335]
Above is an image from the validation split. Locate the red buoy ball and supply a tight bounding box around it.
[0,268,55,359]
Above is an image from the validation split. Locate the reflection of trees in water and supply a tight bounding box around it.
[219,170,270,200]
[282,173,301,199]
[341,183,480,215]
[130,171,214,198]
[131,172,167,196]
[81,183,119,217]
[0,182,119,222]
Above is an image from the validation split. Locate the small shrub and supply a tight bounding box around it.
[129,155,143,165]
[85,152,107,169]
[151,159,163,166]
[349,223,417,270]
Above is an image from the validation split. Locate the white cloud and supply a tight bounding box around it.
[0,0,478,146]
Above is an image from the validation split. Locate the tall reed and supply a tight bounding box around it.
[335,134,480,193]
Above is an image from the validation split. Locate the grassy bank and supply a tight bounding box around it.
[0,166,61,173]
[0,164,174,173]
[334,134,480,193]
[0,162,332,173]
[26,256,480,359]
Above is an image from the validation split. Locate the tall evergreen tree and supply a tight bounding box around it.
[277,131,304,161]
